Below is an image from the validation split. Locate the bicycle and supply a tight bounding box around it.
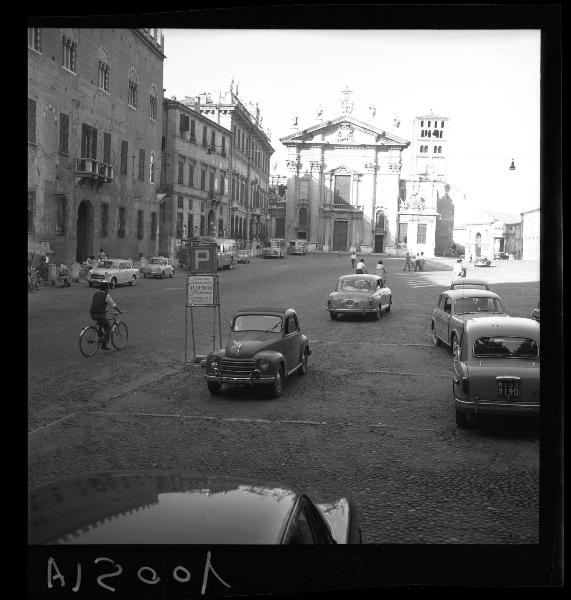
[79,311,128,357]
[28,267,41,292]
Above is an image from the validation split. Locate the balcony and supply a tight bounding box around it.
[322,203,363,212]
[75,158,114,186]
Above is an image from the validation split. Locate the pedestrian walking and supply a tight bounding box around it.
[415,253,421,272]
[420,252,425,272]
[468,252,473,263]
[375,259,387,287]
[403,252,412,271]
[98,248,107,261]
[350,250,357,269]
[355,258,367,274]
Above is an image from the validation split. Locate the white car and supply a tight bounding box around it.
[143,256,175,279]
[88,258,138,288]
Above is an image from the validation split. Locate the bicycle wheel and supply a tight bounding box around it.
[111,321,128,350]
[79,326,100,357]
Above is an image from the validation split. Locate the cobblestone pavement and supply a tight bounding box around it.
[28,255,541,544]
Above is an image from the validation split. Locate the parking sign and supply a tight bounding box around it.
[188,241,217,273]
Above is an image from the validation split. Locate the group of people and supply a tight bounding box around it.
[403,252,425,272]
[349,252,388,287]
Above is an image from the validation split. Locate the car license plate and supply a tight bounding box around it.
[497,379,520,398]
[344,300,354,308]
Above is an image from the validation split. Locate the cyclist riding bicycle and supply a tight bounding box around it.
[90,282,122,350]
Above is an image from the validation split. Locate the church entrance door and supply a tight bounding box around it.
[374,235,384,253]
[332,220,348,251]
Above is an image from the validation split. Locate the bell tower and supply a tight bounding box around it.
[411,111,449,179]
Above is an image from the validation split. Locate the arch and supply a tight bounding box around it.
[76,200,94,263]
[97,46,110,92]
[376,210,385,230]
[474,232,482,258]
[207,209,216,235]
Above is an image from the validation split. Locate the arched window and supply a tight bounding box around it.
[298,207,308,227]
[149,84,158,120]
[128,67,139,108]
[149,152,155,183]
[97,47,110,93]
[376,211,385,230]
[62,30,77,73]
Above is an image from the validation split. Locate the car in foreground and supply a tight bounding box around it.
[204,307,311,398]
[453,317,540,429]
[474,256,492,267]
[142,256,174,278]
[87,258,138,288]
[28,470,361,544]
[237,250,250,264]
[432,289,506,354]
[530,302,540,322]
[327,274,392,321]
[450,277,490,291]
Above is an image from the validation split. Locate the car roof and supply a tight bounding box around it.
[27,470,300,544]
[101,258,129,263]
[444,289,500,299]
[465,316,540,339]
[234,307,293,316]
[338,274,380,281]
[451,278,488,286]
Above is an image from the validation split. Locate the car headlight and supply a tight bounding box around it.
[208,357,220,368]
[256,358,270,372]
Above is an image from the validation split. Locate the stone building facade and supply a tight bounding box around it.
[504,221,522,259]
[27,27,165,266]
[521,208,540,260]
[159,98,231,259]
[280,113,409,254]
[193,89,274,250]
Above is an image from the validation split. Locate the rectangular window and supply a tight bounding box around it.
[137,210,144,240]
[187,214,194,238]
[221,136,226,156]
[81,124,97,159]
[417,223,427,244]
[128,81,138,108]
[120,141,128,174]
[28,98,36,143]
[101,204,109,238]
[138,149,145,180]
[55,195,66,235]
[220,173,226,195]
[190,120,196,140]
[180,114,189,136]
[200,167,206,191]
[202,127,208,147]
[28,191,35,233]
[118,207,126,238]
[178,196,184,209]
[150,212,157,240]
[149,93,157,120]
[103,133,111,165]
[28,28,42,52]
[176,212,183,239]
[334,175,351,205]
[200,215,205,235]
[398,222,408,244]
[188,162,194,188]
[178,160,184,184]
[160,201,166,222]
[98,62,110,93]
[210,130,216,149]
[59,113,69,154]
[209,171,215,193]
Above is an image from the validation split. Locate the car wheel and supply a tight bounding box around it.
[456,409,473,429]
[143,273,147,278]
[432,324,441,346]
[110,278,117,289]
[329,312,337,320]
[170,270,174,278]
[270,367,284,398]
[88,282,93,287]
[129,274,136,286]
[297,350,308,375]
[373,306,381,321]
[385,297,392,312]
[207,382,222,395]
[162,270,165,278]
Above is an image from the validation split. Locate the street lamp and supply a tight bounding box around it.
[509,158,516,171]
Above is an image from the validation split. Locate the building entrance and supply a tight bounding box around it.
[332,220,348,251]
[374,234,384,253]
[76,200,93,263]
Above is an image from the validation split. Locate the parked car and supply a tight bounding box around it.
[327,274,392,321]
[286,240,307,255]
[237,250,250,264]
[474,256,492,267]
[450,277,490,291]
[204,307,311,398]
[87,258,138,288]
[453,317,540,429]
[28,470,362,544]
[530,302,540,322]
[431,289,506,354]
[493,252,510,260]
[142,256,174,279]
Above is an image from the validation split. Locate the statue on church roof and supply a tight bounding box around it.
[369,105,376,119]
[340,85,354,115]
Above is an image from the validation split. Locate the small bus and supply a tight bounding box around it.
[262,239,287,259]
[179,237,238,270]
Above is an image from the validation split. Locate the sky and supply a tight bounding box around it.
[162,29,540,225]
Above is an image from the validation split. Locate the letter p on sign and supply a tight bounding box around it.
[190,244,216,273]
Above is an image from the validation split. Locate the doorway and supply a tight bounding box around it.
[76,200,94,263]
[374,234,384,253]
[332,221,348,251]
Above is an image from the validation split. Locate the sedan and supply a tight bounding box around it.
[432,289,506,354]
[143,256,175,278]
[87,258,138,288]
[453,317,540,429]
[450,277,490,291]
[237,250,250,264]
[204,307,311,398]
[530,302,540,322]
[28,470,362,544]
[474,257,492,267]
[493,252,510,260]
[327,274,392,321]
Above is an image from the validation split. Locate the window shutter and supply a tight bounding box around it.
[28,99,36,143]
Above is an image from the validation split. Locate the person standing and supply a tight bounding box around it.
[98,248,107,261]
[454,258,464,278]
[89,282,122,350]
[403,252,412,271]
[350,250,357,269]
[415,253,421,272]
[420,252,425,271]
[376,259,387,287]
[355,258,367,274]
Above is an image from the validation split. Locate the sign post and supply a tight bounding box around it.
[184,241,221,364]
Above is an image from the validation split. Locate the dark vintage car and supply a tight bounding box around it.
[493,252,510,260]
[450,277,490,291]
[530,302,540,322]
[474,256,492,267]
[237,250,250,264]
[453,317,540,429]
[432,289,506,354]
[204,307,311,398]
[28,470,362,544]
[327,274,392,321]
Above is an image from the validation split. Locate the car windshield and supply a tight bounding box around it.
[97,261,115,269]
[150,258,166,264]
[473,336,539,358]
[233,315,283,333]
[339,279,373,291]
[452,283,488,290]
[454,297,504,314]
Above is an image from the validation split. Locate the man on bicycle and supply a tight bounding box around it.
[90,282,122,350]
